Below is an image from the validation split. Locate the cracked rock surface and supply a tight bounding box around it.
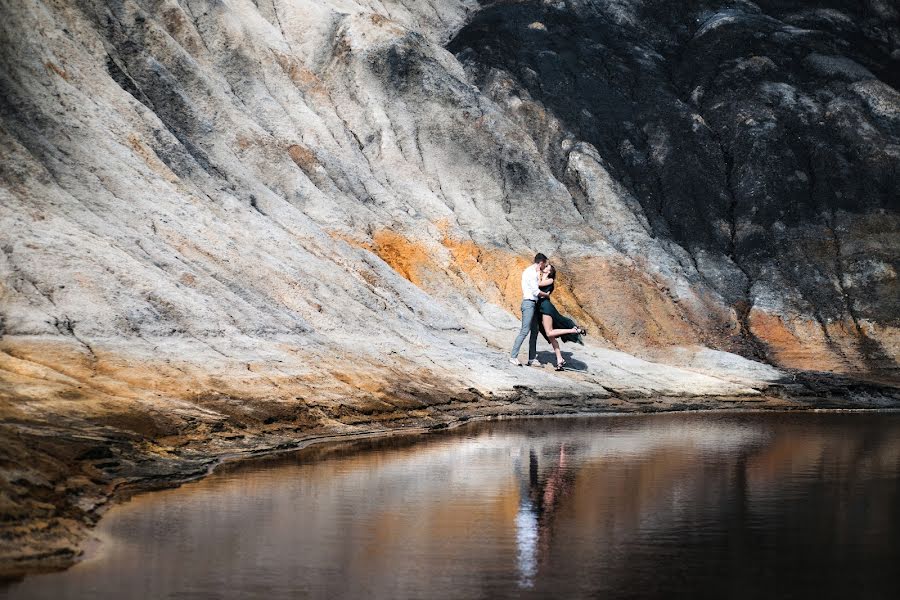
[450,0,900,373]
[0,0,898,576]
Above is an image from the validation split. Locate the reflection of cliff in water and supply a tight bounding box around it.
[7,414,900,599]
[505,415,900,598]
[509,418,768,589]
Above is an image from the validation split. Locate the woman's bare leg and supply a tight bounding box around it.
[544,325,580,338]
[543,315,565,366]
[551,337,563,366]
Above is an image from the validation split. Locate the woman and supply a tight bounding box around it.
[537,264,586,370]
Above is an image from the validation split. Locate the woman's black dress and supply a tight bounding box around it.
[537,283,583,345]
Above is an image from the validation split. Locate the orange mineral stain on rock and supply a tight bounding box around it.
[747,308,859,373]
[343,225,736,351]
[287,143,325,183]
[438,230,525,313]
[367,229,447,289]
[272,51,327,97]
[332,225,890,374]
[563,256,731,351]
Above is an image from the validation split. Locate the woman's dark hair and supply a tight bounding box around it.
[547,265,556,280]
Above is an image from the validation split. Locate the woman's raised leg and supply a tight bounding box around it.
[542,316,582,339]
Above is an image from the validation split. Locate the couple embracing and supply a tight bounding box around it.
[509,253,586,371]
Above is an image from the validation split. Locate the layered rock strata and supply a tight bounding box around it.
[450,0,900,373]
[0,0,898,577]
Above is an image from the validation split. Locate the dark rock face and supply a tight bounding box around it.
[450,0,900,371]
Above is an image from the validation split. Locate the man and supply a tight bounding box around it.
[509,253,550,366]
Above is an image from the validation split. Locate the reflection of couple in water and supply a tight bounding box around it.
[515,444,575,588]
[509,253,586,371]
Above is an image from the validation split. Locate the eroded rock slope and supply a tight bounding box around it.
[0,0,898,575]
[450,0,900,372]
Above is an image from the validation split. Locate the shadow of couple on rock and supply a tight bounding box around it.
[535,350,588,372]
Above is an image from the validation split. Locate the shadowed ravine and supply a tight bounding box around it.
[0,0,898,577]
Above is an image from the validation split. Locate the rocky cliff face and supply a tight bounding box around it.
[0,0,898,575]
[450,0,900,372]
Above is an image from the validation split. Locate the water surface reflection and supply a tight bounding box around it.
[5,412,900,599]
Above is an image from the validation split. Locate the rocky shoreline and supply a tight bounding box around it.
[3,367,898,581]
[1,0,898,584]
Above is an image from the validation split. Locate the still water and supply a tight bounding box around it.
[6,412,900,599]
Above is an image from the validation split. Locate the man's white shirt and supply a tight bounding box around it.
[521,264,540,301]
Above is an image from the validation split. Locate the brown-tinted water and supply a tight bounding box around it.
[5,412,900,599]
